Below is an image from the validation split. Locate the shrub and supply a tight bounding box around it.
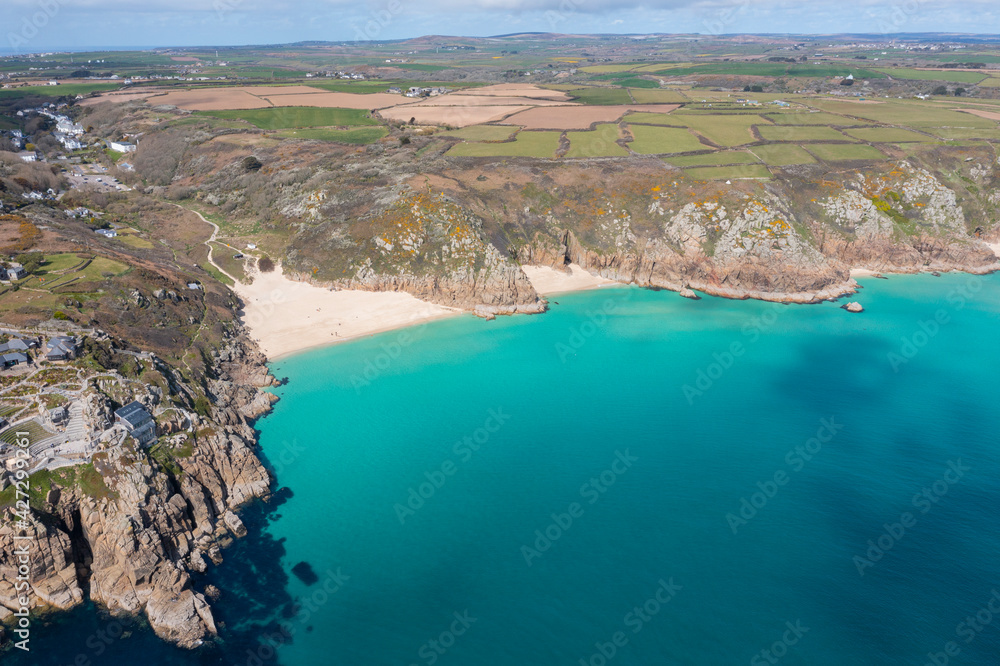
[242,156,263,172]
[258,256,275,273]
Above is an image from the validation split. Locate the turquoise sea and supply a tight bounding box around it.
[11,273,1000,665]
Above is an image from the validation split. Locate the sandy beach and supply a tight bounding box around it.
[988,243,1000,259]
[232,266,460,360]
[521,263,613,295]
[850,268,882,278]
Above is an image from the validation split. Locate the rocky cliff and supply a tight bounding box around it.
[0,333,277,649]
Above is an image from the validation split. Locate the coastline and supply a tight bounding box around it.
[232,265,462,361]
[520,263,614,295]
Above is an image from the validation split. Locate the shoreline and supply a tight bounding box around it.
[231,265,462,361]
[521,263,615,295]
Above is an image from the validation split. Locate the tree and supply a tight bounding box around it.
[932,85,948,96]
[258,256,275,273]
[954,88,966,97]
[241,155,262,171]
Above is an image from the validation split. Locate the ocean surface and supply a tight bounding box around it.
[11,273,1000,665]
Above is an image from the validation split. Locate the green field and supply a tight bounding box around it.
[446,131,562,158]
[979,78,1000,88]
[565,124,628,158]
[628,88,689,104]
[624,112,680,126]
[628,125,705,154]
[844,127,936,143]
[673,114,765,147]
[749,144,817,166]
[803,143,886,161]
[441,125,517,141]
[766,112,868,126]
[876,68,990,84]
[276,127,389,144]
[811,100,996,128]
[660,63,887,79]
[684,165,773,180]
[570,87,634,105]
[198,107,378,129]
[757,125,849,142]
[930,127,1000,140]
[666,151,760,167]
[0,82,121,99]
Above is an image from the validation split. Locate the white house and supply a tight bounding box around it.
[108,140,136,153]
[17,151,36,162]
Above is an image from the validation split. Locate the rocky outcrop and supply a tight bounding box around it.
[0,332,275,649]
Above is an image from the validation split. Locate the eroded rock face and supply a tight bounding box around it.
[0,334,274,649]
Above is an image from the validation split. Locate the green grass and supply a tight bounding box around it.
[275,127,389,144]
[766,112,869,126]
[0,82,121,99]
[811,100,996,128]
[661,63,887,79]
[565,124,628,158]
[930,127,1000,140]
[803,143,886,161]
[673,114,766,147]
[684,165,773,180]
[624,112,680,126]
[441,125,517,141]
[392,63,449,72]
[198,106,378,129]
[446,131,562,158]
[628,89,689,104]
[749,144,817,166]
[757,125,849,142]
[844,127,936,142]
[570,87,634,105]
[978,78,1000,88]
[666,151,760,167]
[876,68,989,84]
[628,125,705,154]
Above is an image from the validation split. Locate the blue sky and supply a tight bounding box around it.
[3,0,999,51]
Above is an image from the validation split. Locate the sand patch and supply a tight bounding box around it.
[233,265,460,360]
[522,264,614,295]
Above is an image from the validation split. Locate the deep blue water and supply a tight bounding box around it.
[8,273,1000,665]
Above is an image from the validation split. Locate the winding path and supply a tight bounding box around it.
[171,204,239,284]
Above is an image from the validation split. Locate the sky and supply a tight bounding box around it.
[3,0,1000,51]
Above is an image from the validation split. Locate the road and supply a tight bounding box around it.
[172,204,240,284]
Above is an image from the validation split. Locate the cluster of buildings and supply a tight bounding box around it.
[0,334,79,369]
[390,86,449,98]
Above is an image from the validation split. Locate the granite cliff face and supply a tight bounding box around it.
[0,334,276,649]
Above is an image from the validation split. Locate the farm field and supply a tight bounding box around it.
[569,87,634,105]
[765,111,869,126]
[803,143,886,161]
[500,104,678,130]
[749,144,817,166]
[756,125,849,142]
[665,151,760,167]
[930,127,1000,140]
[440,125,517,141]
[0,82,121,99]
[565,124,628,158]
[446,131,562,157]
[875,68,990,84]
[628,89,690,104]
[199,106,377,129]
[656,62,887,79]
[810,100,997,128]
[275,127,389,144]
[671,114,766,147]
[628,125,705,154]
[844,127,937,142]
[380,104,528,127]
[684,165,773,180]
